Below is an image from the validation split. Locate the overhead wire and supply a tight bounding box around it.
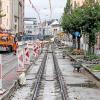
[28,0,52,22]
[28,0,41,23]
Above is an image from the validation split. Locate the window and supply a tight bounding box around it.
[0,36,8,42]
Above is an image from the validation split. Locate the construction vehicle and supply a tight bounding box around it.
[0,33,17,52]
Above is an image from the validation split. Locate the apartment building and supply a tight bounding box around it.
[0,0,24,35]
[18,0,24,35]
[0,0,1,25]
[24,18,38,35]
[70,0,85,9]
[71,0,100,9]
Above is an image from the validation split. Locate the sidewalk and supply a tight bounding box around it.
[69,55,100,80]
[55,49,100,100]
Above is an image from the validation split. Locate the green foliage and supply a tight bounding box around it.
[65,0,71,14]
[84,53,99,61]
[91,64,100,71]
[61,1,100,52]
[61,2,100,33]
[82,2,100,34]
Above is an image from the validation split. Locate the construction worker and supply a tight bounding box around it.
[13,41,18,55]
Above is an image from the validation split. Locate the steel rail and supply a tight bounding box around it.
[31,51,48,100]
[52,50,69,100]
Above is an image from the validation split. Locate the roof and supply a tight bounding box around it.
[51,20,59,26]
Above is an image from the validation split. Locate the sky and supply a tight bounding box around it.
[25,0,67,22]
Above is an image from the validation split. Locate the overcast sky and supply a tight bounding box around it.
[25,0,67,21]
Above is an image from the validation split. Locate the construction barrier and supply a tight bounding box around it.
[17,48,25,72]
[38,42,42,54]
[33,42,38,57]
[36,42,41,56]
[24,46,30,65]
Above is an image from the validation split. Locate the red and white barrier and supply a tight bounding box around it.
[38,42,42,54]
[24,47,30,65]
[26,41,42,61]
[17,48,25,72]
[0,54,5,94]
[33,42,38,57]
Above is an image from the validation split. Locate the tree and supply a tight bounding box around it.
[81,2,100,53]
[61,7,84,49]
[61,0,100,53]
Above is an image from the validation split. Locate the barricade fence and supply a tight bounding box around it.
[0,41,43,93]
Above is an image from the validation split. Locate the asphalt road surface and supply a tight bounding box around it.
[1,52,18,90]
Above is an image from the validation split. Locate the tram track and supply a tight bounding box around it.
[31,46,68,100]
[31,51,48,100]
[52,51,68,100]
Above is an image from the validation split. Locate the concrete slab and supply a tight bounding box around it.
[55,49,100,100]
[43,54,55,100]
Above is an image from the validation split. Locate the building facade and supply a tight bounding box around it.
[50,20,61,37]
[71,0,100,9]
[24,22,38,35]
[24,18,38,35]
[0,0,24,35]
[0,0,2,25]
[18,0,24,35]
[40,20,61,38]
[70,0,85,9]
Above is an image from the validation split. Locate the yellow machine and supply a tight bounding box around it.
[57,32,65,38]
[0,33,16,52]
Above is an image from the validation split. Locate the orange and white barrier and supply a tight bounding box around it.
[17,48,25,72]
[24,47,30,65]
